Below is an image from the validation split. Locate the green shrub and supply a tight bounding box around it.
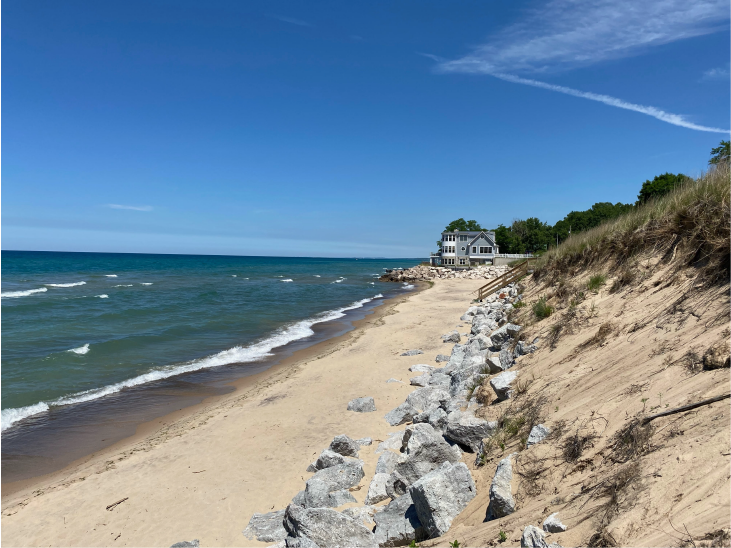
[532,297,553,319]
[587,274,606,291]
[499,531,508,543]
[513,300,526,309]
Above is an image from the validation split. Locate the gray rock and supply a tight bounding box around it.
[444,413,497,452]
[356,437,373,447]
[309,461,365,492]
[427,407,448,433]
[488,454,516,519]
[435,354,450,363]
[243,510,288,542]
[365,473,390,505]
[527,424,550,448]
[410,374,431,387]
[443,344,466,374]
[485,354,504,373]
[303,479,356,509]
[373,491,426,547]
[506,323,522,337]
[376,431,406,454]
[283,505,378,548]
[474,334,493,351]
[384,402,418,426]
[342,506,377,526]
[375,451,399,475]
[284,536,321,548]
[409,364,435,373]
[542,512,567,533]
[515,341,538,356]
[409,462,477,538]
[441,331,461,343]
[391,423,462,488]
[521,525,548,548]
[499,348,516,370]
[307,449,350,473]
[171,541,200,548]
[401,350,424,356]
[406,387,451,413]
[329,435,360,457]
[386,378,403,384]
[427,371,451,389]
[490,370,518,401]
[489,324,515,346]
[348,397,377,413]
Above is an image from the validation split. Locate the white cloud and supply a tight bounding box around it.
[106,204,154,212]
[270,15,311,27]
[702,66,730,81]
[437,0,728,75]
[431,0,729,133]
[488,73,729,134]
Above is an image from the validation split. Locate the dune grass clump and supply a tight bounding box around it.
[587,274,607,291]
[532,297,553,319]
[533,161,730,288]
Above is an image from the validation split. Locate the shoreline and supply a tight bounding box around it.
[1,283,425,500]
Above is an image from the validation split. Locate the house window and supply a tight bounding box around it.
[472,246,477,253]
[479,246,493,254]
[460,235,469,241]
[461,246,466,251]
[459,258,466,265]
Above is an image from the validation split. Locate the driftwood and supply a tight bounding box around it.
[641,394,730,425]
[106,497,128,511]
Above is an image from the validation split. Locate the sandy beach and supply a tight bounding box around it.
[2,279,485,547]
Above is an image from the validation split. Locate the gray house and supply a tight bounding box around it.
[430,229,499,267]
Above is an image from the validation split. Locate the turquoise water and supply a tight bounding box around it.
[1,251,421,432]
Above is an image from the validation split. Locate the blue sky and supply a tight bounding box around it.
[3,0,729,257]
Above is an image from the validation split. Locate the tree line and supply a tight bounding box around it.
[440,140,729,254]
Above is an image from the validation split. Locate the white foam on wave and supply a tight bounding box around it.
[369,282,375,285]
[0,294,384,432]
[114,284,134,287]
[232,275,237,277]
[105,275,118,278]
[313,275,321,278]
[1,287,48,298]
[403,284,415,290]
[140,283,153,286]
[96,294,109,299]
[1,402,50,431]
[68,344,90,355]
[281,279,294,282]
[374,293,384,298]
[45,281,86,288]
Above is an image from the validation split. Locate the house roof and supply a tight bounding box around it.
[441,229,495,236]
[467,231,497,246]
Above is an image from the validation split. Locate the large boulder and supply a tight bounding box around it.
[342,506,377,527]
[373,491,426,547]
[309,460,365,492]
[365,473,390,505]
[375,451,399,475]
[487,454,516,519]
[410,374,431,387]
[499,348,515,370]
[443,344,467,374]
[435,354,450,363]
[409,462,477,538]
[307,449,351,473]
[243,510,288,542]
[490,371,518,401]
[515,340,538,356]
[521,525,548,548]
[302,479,356,509]
[376,431,406,454]
[283,504,378,548]
[527,424,550,448]
[490,324,518,346]
[485,354,504,373]
[441,331,461,343]
[427,371,451,389]
[474,334,493,351]
[329,435,361,457]
[410,364,435,373]
[444,413,497,452]
[405,387,451,413]
[348,397,376,413]
[542,512,567,533]
[384,402,419,426]
[388,424,462,494]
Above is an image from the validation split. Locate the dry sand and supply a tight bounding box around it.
[1,279,486,547]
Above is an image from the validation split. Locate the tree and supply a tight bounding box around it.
[709,140,730,165]
[444,218,483,232]
[636,173,688,205]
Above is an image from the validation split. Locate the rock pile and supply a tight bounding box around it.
[379,264,510,282]
[240,280,552,548]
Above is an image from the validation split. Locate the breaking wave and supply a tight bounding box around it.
[0,294,383,432]
[68,344,90,355]
[45,281,86,288]
[281,279,294,282]
[1,287,48,298]
[96,294,109,299]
